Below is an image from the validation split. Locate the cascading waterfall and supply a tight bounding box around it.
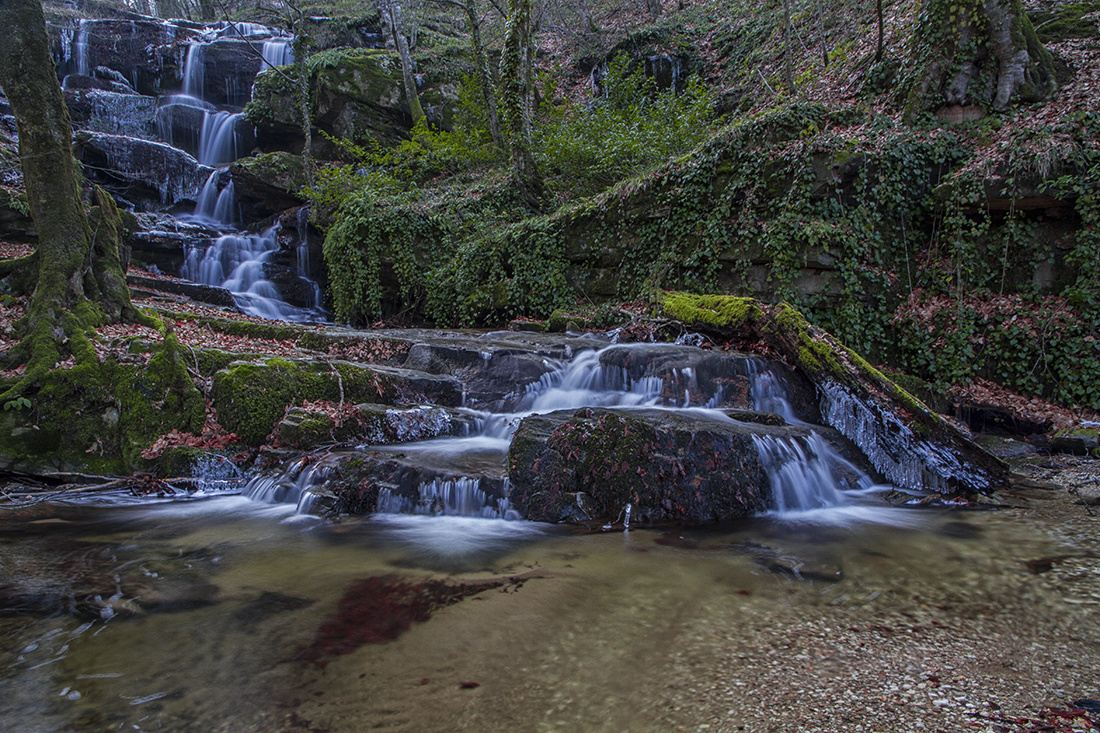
[261,39,294,69]
[197,110,244,166]
[247,342,887,521]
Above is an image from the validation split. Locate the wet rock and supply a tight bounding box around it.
[595,345,819,419]
[404,342,558,405]
[63,73,139,96]
[66,89,158,139]
[60,19,184,96]
[507,407,815,522]
[154,97,214,157]
[1051,428,1100,456]
[126,274,237,308]
[277,403,466,449]
[75,132,212,210]
[211,358,462,445]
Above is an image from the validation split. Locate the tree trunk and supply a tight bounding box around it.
[781,0,796,93]
[386,1,426,126]
[875,0,885,62]
[0,0,145,398]
[463,0,504,149]
[499,0,544,209]
[644,0,661,22]
[911,0,1056,112]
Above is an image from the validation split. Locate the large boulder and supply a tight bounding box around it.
[506,407,860,522]
[246,49,409,155]
[75,132,212,210]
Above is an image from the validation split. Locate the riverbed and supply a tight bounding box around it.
[3,457,1098,733]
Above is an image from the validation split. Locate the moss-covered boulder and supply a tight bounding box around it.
[277,402,465,449]
[246,49,408,156]
[210,357,462,445]
[230,151,308,221]
[0,353,205,475]
[506,407,860,523]
[661,292,1009,495]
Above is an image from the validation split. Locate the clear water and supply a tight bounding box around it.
[0,490,1092,732]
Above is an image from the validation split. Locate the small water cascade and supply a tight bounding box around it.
[247,342,887,522]
[753,432,871,513]
[261,39,294,69]
[197,110,244,166]
[377,478,521,519]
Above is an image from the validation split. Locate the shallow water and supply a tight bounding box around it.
[1,491,1090,733]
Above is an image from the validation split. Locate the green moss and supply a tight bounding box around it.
[661,291,765,330]
[1029,1,1100,43]
[0,342,205,473]
[209,358,415,446]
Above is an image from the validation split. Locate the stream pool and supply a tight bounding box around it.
[2,488,1095,732]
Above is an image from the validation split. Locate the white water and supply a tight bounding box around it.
[248,343,893,522]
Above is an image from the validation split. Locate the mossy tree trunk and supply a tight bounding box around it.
[381,0,426,126]
[910,0,1056,112]
[499,0,544,210]
[0,0,148,400]
[432,0,504,149]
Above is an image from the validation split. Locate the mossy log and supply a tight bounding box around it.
[661,292,1009,495]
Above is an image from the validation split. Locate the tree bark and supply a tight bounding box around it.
[384,0,426,126]
[644,0,661,22]
[499,0,544,209]
[0,0,146,397]
[875,0,884,62]
[911,0,1056,112]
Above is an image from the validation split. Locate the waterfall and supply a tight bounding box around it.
[243,342,897,522]
[182,42,205,99]
[376,478,521,520]
[197,111,243,166]
[73,20,91,76]
[752,433,871,513]
[261,39,294,69]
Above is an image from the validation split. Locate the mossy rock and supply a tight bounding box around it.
[211,358,462,446]
[1029,2,1100,43]
[0,353,205,474]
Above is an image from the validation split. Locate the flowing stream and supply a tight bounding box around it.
[64,20,325,322]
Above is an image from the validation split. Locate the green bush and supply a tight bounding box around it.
[536,53,718,197]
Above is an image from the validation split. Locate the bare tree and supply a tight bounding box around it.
[378,0,426,125]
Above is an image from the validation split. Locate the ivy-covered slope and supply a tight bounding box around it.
[319,101,1100,410]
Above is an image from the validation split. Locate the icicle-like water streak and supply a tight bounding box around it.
[376,477,520,520]
[818,381,991,494]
